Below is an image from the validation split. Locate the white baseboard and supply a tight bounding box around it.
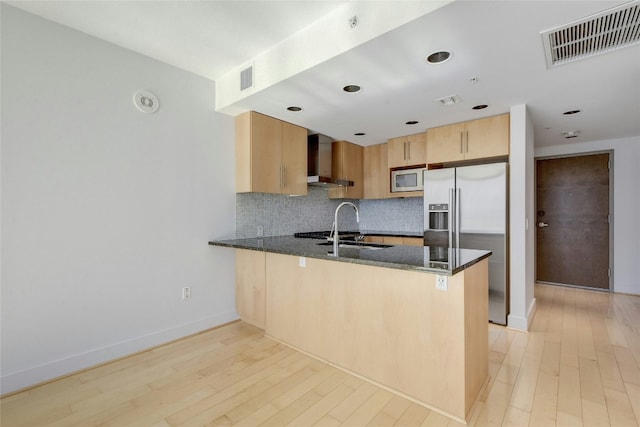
[1,311,239,395]
[507,298,537,331]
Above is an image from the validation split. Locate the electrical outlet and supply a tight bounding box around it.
[436,275,448,291]
[299,257,306,268]
[182,287,191,300]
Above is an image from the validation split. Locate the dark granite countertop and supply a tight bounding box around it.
[208,236,491,276]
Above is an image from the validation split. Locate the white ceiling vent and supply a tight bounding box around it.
[240,64,254,91]
[541,0,640,68]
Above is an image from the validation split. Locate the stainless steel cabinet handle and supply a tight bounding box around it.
[407,141,411,160]
[538,222,549,228]
[465,131,469,153]
[460,133,464,154]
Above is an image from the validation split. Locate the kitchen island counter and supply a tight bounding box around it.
[209,236,490,422]
[208,235,491,276]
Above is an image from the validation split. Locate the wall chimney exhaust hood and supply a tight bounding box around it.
[307,134,354,187]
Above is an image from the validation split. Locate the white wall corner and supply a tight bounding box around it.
[507,297,536,332]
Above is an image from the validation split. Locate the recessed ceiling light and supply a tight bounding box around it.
[405,120,419,125]
[354,132,366,136]
[286,106,303,112]
[472,104,488,110]
[343,84,361,93]
[563,109,582,115]
[426,51,451,64]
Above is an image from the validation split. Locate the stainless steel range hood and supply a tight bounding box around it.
[307,134,353,187]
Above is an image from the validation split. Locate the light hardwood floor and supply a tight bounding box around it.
[2,284,639,426]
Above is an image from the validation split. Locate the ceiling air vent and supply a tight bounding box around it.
[240,64,254,91]
[541,0,640,68]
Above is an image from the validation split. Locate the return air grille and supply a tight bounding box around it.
[541,0,640,68]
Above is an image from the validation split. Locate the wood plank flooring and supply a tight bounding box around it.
[2,284,639,426]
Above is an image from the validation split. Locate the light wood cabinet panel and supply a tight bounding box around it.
[426,113,509,164]
[388,132,427,168]
[402,237,424,246]
[464,113,510,160]
[265,252,488,422]
[235,249,266,329]
[328,140,363,199]
[281,121,308,195]
[426,122,466,164]
[364,235,424,246]
[363,143,390,199]
[236,111,307,195]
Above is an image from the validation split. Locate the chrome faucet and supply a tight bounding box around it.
[330,202,360,257]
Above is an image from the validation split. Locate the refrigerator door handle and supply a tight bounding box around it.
[448,188,455,247]
[455,188,461,248]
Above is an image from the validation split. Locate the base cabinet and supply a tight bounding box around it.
[364,235,424,246]
[265,253,488,422]
[235,249,266,329]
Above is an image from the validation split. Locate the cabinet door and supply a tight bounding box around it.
[465,114,510,160]
[387,136,408,168]
[402,237,425,247]
[281,121,308,196]
[329,141,363,199]
[249,112,282,193]
[406,132,427,165]
[426,122,465,164]
[363,143,389,199]
[236,249,266,329]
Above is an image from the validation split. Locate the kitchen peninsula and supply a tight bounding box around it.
[209,236,491,422]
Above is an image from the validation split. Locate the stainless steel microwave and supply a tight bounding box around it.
[391,167,425,192]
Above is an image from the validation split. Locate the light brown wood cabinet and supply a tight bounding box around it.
[387,132,427,168]
[363,143,390,199]
[235,111,307,195]
[235,249,266,329]
[426,113,509,164]
[328,140,363,199]
[364,235,424,246]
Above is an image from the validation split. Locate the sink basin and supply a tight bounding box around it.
[316,241,393,250]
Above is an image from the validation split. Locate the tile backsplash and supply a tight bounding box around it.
[359,197,423,233]
[236,187,359,238]
[236,187,424,238]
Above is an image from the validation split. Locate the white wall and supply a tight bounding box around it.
[1,5,237,394]
[508,105,536,331]
[535,136,640,295]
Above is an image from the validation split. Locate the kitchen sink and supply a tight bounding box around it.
[316,241,393,250]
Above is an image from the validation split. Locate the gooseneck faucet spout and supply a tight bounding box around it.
[331,202,360,257]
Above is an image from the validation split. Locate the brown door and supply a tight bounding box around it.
[536,153,610,289]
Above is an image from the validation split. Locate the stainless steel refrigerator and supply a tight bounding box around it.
[423,162,509,325]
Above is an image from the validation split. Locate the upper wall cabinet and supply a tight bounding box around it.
[328,140,363,199]
[426,113,510,164]
[363,143,390,200]
[388,132,427,168]
[236,111,307,195]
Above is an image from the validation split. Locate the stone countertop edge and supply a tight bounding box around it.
[208,236,492,276]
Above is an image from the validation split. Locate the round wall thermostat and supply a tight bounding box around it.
[133,90,159,113]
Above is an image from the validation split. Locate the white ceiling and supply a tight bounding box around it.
[7,0,640,148]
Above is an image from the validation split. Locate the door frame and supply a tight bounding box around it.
[534,150,614,291]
